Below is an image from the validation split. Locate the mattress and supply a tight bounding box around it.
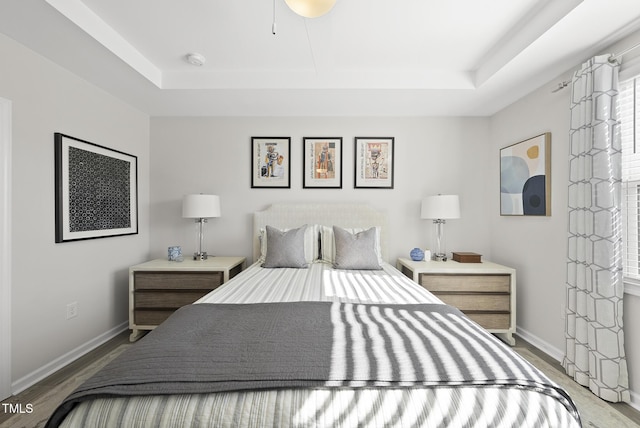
[51,262,581,428]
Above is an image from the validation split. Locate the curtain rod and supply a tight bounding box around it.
[609,41,640,63]
[552,42,640,92]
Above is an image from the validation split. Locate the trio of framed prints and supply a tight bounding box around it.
[251,136,395,189]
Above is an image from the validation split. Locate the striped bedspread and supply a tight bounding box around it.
[49,301,579,427]
[51,262,582,427]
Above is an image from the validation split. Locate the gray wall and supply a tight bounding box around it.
[148,116,493,264]
[489,52,640,403]
[489,73,572,356]
[0,33,150,384]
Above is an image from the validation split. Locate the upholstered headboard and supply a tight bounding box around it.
[253,203,388,262]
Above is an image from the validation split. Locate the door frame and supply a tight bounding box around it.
[0,97,12,400]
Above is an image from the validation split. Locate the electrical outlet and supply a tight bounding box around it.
[66,302,78,320]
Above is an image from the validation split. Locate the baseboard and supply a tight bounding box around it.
[11,321,128,395]
[630,390,640,412]
[515,325,564,362]
[516,325,640,412]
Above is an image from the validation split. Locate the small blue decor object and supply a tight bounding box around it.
[410,247,424,261]
[168,246,183,262]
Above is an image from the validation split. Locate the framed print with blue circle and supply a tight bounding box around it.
[500,133,551,216]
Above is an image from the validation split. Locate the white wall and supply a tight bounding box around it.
[488,75,571,357]
[489,43,640,405]
[148,117,492,264]
[0,33,150,386]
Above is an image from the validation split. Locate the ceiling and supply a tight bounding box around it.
[2,0,640,117]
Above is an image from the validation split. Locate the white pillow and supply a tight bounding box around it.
[320,225,383,264]
[259,224,320,263]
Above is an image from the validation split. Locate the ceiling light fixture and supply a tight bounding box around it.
[185,52,206,66]
[284,0,336,18]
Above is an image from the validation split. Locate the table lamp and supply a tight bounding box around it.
[182,194,221,260]
[421,194,460,261]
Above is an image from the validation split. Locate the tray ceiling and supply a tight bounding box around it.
[2,0,640,116]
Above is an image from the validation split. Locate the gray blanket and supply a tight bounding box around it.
[47,302,580,427]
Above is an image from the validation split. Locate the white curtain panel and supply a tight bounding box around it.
[564,55,629,402]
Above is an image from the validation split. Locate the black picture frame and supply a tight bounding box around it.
[354,137,395,189]
[251,137,291,188]
[303,137,343,189]
[54,133,138,243]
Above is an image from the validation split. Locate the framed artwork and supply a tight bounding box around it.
[54,133,138,243]
[251,137,291,188]
[354,137,394,189]
[500,132,551,216]
[303,137,342,188]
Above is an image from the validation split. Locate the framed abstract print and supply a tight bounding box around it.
[251,137,291,188]
[303,137,342,188]
[54,133,138,243]
[354,137,394,189]
[500,132,551,216]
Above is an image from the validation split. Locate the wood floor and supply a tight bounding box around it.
[0,330,131,426]
[2,331,640,427]
[521,339,640,426]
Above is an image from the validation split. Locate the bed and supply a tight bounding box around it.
[46,203,581,428]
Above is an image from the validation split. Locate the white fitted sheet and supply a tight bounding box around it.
[197,261,443,305]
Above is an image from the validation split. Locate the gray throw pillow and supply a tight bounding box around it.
[333,226,382,270]
[262,225,309,268]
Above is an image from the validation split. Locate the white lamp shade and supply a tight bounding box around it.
[421,195,460,220]
[182,194,221,218]
[285,0,337,18]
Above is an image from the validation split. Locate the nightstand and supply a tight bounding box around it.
[128,256,245,341]
[397,257,516,345]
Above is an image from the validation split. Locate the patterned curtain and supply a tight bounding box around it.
[564,55,629,402]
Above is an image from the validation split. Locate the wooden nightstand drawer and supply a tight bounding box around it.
[466,313,510,329]
[419,274,510,293]
[134,309,174,325]
[229,263,243,280]
[134,290,212,308]
[134,272,223,290]
[436,293,510,312]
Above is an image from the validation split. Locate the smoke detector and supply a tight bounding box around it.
[185,52,206,66]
